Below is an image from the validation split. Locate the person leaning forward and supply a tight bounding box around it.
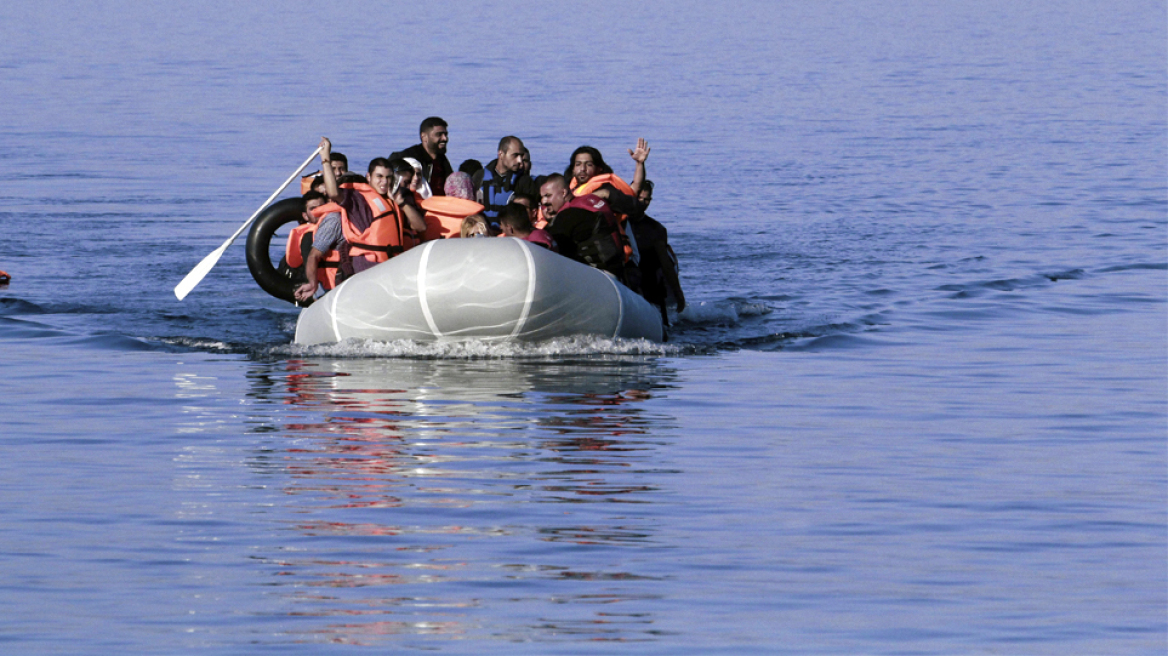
[318,137,426,274]
[539,173,628,280]
[292,191,350,303]
[498,203,556,251]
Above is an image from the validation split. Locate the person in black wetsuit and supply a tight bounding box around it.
[628,180,685,324]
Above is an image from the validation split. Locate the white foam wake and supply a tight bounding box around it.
[270,334,683,359]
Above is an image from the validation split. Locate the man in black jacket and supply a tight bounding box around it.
[390,117,452,196]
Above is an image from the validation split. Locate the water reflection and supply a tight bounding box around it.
[244,356,681,646]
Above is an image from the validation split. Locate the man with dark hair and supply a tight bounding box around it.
[539,173,628,279]
[520,147,532,177]
[292,191,350,302]
[498,203,555,251]
[390,117,452,196]
[628,180,685,323]
[327,152,348,178]
[472,136,538,219]
[565,146,611,185]
[458,159,483,176]
[300,152,349,194]
[318,137,424,274]
[565,139,649,197]
[562,140,651,279]
[509,191,540,225]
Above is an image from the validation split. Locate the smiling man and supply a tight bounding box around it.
[390,117,452,196]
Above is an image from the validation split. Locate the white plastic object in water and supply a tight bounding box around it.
[294,238,663,345]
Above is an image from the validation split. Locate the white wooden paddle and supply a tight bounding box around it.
[174,147,321,300]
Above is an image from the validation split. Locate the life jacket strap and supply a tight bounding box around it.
[350,242,404,256]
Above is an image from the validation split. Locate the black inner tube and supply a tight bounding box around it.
[245,197,307,304]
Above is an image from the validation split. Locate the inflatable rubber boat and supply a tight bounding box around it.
[294,238,663,345]
[244,199,663,345]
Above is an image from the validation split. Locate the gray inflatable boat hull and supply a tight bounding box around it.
[294,238,663,345]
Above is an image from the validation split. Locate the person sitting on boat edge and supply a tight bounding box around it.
[472,136,538,219]
[539,173,628,281]
[318,137,424,273]
[292,191,351,303]
[628,180,685,324]
[389,116,452,196]
[498,203,556,251]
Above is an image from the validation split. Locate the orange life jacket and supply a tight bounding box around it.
[340,182,405,264]
[418,196,484,241]
[570,173,636,199]
[300,171,321,194]
[285,202,345,290]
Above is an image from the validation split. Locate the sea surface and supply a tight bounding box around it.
[1,1,1165,653]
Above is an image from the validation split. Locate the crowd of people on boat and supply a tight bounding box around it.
[288,116,685,325]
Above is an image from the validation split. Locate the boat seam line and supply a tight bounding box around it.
[510,240,537,338]
[603,271,624,339]
[417,242,442,338]
[330,280,342,342]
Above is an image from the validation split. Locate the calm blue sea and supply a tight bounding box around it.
[1,1,1165,653]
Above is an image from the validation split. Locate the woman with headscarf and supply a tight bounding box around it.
[444,171,476,200]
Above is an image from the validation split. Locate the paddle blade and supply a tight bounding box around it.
[174,147,322,301]
[174,244,227,300]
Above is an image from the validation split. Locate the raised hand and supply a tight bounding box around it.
[628,137,650,163]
